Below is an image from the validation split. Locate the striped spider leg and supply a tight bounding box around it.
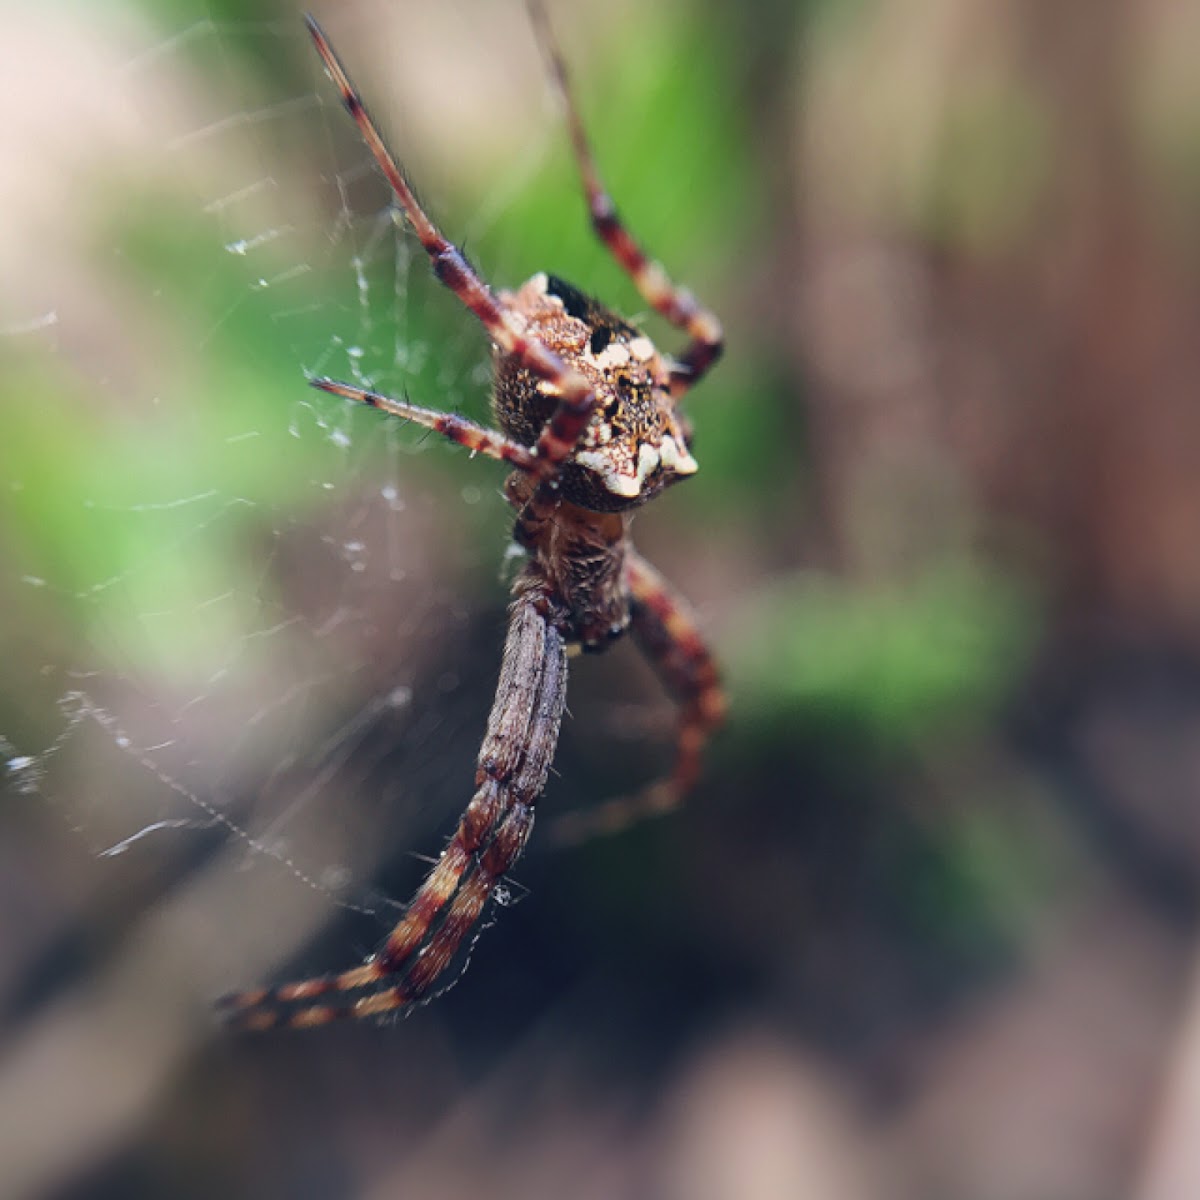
[527,0,723,395]
[218,8,724,1031]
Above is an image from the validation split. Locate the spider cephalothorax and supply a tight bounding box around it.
[219,6,724,1032]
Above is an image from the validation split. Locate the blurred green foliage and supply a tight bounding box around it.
[735,564,1035,746]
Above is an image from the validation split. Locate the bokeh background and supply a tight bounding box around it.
[3,0,1200,1197]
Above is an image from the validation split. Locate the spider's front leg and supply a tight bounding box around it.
[219,570,568,1031]
[550,549,724,845]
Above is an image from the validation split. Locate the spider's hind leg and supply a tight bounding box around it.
[306,15,600,483]
[528,1,724,393]
[309,377,536,469]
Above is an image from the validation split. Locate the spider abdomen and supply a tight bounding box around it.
[494,273,697,513]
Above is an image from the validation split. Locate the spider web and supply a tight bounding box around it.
[0,1,577,1001]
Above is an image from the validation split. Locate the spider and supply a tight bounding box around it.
[218,5,725,1031]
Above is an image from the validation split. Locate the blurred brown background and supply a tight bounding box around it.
[2,0,1199,1197]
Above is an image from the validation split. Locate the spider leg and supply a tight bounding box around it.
[218,573,568,1030]
[305,15,599,478]
[550,549,724,845]
[310,377,536,469]
[527,2,724,395]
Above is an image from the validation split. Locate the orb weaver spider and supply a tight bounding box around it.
[219,5,724,1031]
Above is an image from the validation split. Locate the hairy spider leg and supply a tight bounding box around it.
[549,549,725,845]
[305,15,598,478]
[219,576,568,1031]
[527,2,724,395]
[308,378,536,470]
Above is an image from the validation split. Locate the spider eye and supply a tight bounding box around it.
[589,326,612,354]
